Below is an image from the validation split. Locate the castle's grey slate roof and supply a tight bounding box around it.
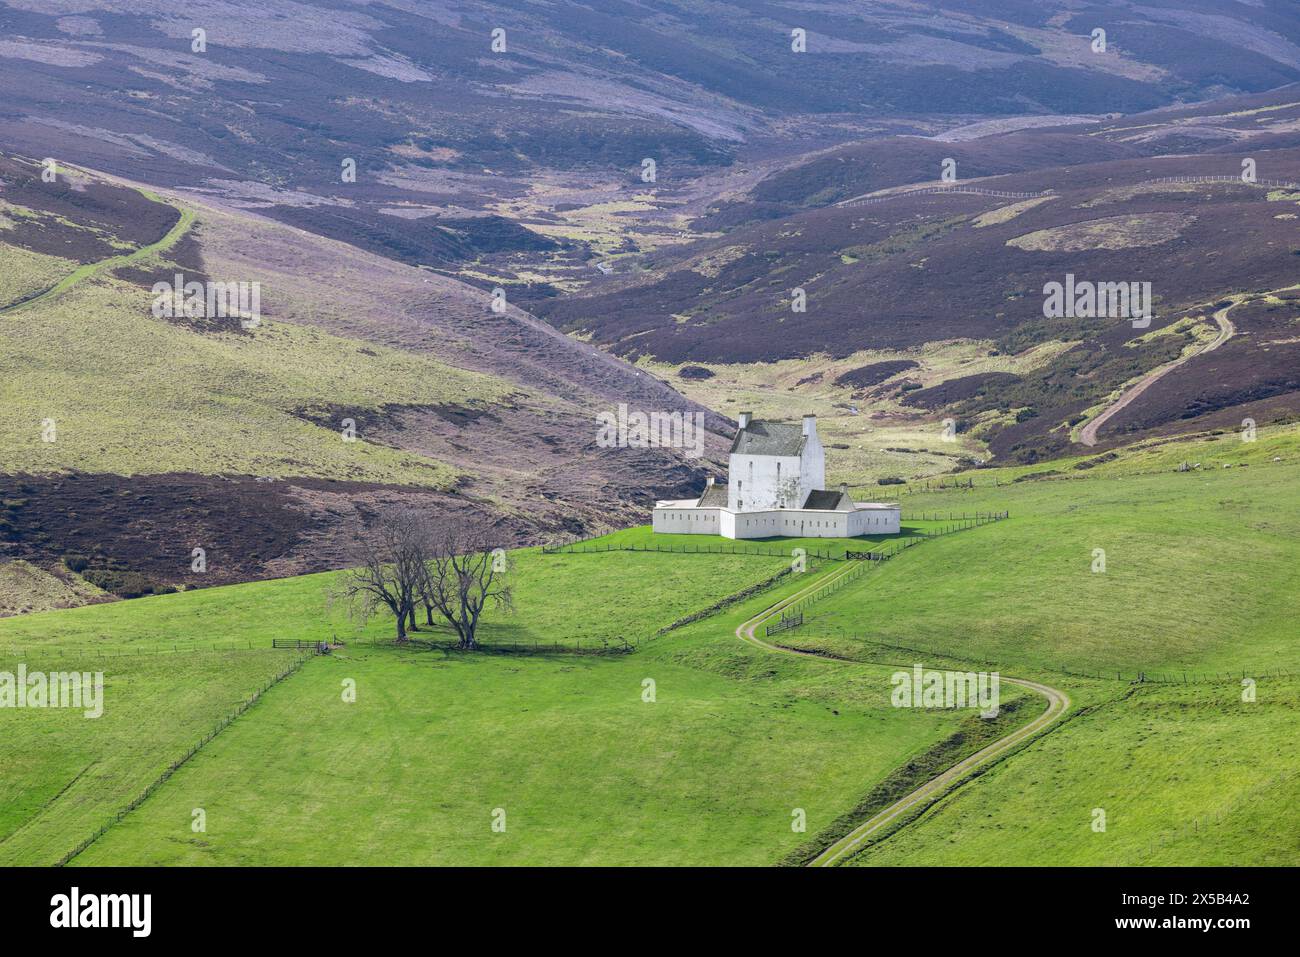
[802,489,851,510]
[697,483,728,507]
[729,420,806,456]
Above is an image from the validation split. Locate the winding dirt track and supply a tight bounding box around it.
[1078,303,1237,447]
[734,562,1070,867]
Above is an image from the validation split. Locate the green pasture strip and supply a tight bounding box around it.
[848,676,1300,866]
[0,648,299,865]
[70,641,965,866]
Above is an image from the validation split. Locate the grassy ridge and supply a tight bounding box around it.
[801,450,1300,675]
[0,245,76,310]
[0,560,107,617]
[0,273,506,485]
[0,549,793,652]
[0,187,515,487]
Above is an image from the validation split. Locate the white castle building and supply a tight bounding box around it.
[653,413,901,539]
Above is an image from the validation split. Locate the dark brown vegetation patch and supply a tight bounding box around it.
[0,473,313,595]
[678,365,715,380]
[901,372,1021,410]
[0,153,179,262]
[834,360,918,388]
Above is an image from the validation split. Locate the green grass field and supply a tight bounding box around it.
[1,548,982,866]
[0,245,76,310]
[848,677,1300,866]
[798,454,1300,675]
[0,648,301,866]
[69,642,968,866]
[3,425,1297,866]
[0,548,797,652]
[819,425,1300,865]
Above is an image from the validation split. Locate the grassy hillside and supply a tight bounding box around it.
[804,425,1300,866]
[4,426,1297,866]
[0,246,76,309]
[0,546,981,866]
[849,677,1300,866]
[0,560,108,617]
[0,648,302,866]
[786,451,1300,674]
[0,549,793,652]
[70,642,963,867]
[0,205,512,486]
[0,157,724,595]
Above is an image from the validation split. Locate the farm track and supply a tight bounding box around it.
[735,555,1071,867]
[0,188,193,317]
[1078,291,1265,447]
[1079,280,1300,446]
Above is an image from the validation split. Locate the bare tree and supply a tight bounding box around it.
[336,508,427,643]
[417,520,513,650]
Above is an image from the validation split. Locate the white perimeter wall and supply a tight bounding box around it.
[653,507,721,534]
[729,508,895,539]
[848,508,900,535]
[655,506,900,538]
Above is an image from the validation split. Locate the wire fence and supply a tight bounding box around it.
[542,540,839,560]
[837,185,1053,208]
[0,641,298,662]
[1144,174,1300,190]
[1056,665,1299,685]
[1137,769,1299,862]
[775,540,921,619]
[903,511,1010,525]
[765,512,1010,625]
[657,566,795,635]
[765,612,803,637]
[54,648,317,866]
[351,634,638,656]
[781,629,1299,686]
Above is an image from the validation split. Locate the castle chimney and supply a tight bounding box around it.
[802,414,816,436]
[707,476,715,487]
[738,411,752,429]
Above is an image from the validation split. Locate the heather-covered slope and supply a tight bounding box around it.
[0,154,722,599]
[1,0,1298,283]
[535,89,1300,467]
